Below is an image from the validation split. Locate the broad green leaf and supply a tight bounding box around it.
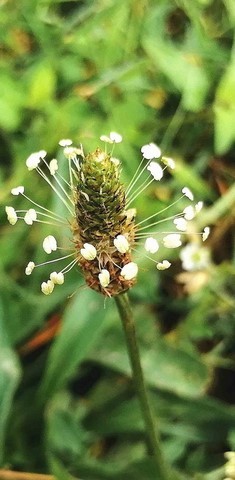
[214,61,235,153]
[39,289,107,400]
[27,62,57,108]
[0,298,21,464]
[49,456,79,480]
[224,0,235,25]
[53,455,184,480]
[46,393,88,472]
[0,74,24,131]
[143,38,209,112]
[85,388,235,442]
[89,319,209,397]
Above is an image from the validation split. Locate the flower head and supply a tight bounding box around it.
[180,243,210,271]
[6,134,209,296]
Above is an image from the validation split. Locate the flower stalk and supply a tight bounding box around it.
[115,292,170,480]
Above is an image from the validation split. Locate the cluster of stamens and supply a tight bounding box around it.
[5,133,210,296]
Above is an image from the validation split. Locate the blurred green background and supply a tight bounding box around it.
[0,1,235,479]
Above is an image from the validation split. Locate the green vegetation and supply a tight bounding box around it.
[0,1,235,479]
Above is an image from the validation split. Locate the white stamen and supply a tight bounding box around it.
[63,146,82,160]
[98,269,110,288]
[114,235,130,254]
[157,260,171,270]
[24,209,37,225]
[183,205,195,220]
[202,227,210,241]
[50,271,64,285]
[41,280,54,295]
[147,161,163,181]
[25,261,35,275]
[195,201,203,213]
[80,243,97,260]
[5,206,18,225]
[163,233,182,248]
[100,135,113,144]
[59,139,73,147]
[11,186,24,196]
[161,156,175,169]
[36,165,74,215]
[26,150,46,170]
[141,143,161,160]
[182,187,194,201]
[120,262,138,280]
[110,157,120,166]
[109,131,122,143]
[43,235,57,254]
[144,237,159,254]
[49,159,58,175]
[173,218,188,231]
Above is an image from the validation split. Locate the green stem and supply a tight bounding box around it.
[114,292,169,480]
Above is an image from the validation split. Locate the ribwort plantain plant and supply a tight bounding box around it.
[5,133,210,479]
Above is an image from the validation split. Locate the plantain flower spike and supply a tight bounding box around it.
[72,147,137,296]
[6,133,210,296]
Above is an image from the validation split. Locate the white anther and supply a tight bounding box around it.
[202,227,210,242]
[144,237,159,254]
[147,161,163,181]
[161,156,175,169]
[49,159,58,175]
[163,233,182,248]
[195,201,203,213]
[25,261,35,275]
[5,206,17,225]
[80,243,97,260]
[173,218,188,231]
[50,271,64,285]
[182,187,194,201]
[120,262,138,280]
[24,209,37,225]
[183,205,195,220]
[43,235,57,254]
[98,269,110,288]
[59,139,73,147]
[157,260,171,270]
[11,186,24,196]
[26,150,46,170]
[109,131,122,143]
[41,280,54,295]
[141,143,161,160]
[114,235,130,254]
